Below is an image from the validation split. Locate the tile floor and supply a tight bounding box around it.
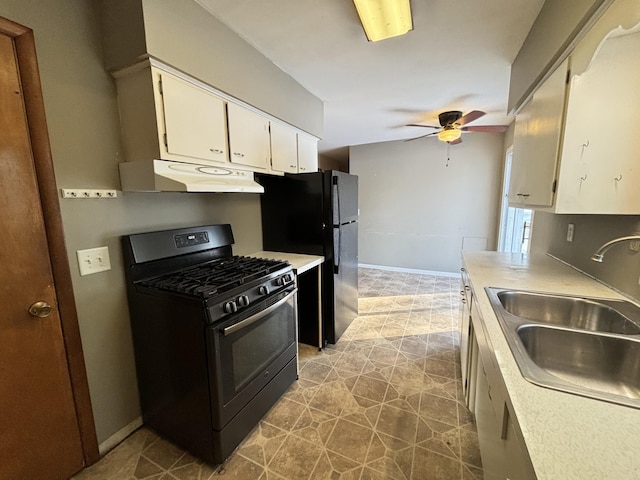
[72,268,482,480]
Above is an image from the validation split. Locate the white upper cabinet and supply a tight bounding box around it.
[269,123,319,174]
[509,59,568,207]
[115,64,230,167]
[555,30,640,214]
[227,103,271,171]
[297,134,318,173]
[270,122,298,173]
[115,59,319,178]
[158,72,228,164]
[509,6,640,214]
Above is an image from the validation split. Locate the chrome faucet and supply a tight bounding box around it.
[590,235,640,262]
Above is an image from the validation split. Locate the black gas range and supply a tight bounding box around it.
[122,224,298,465]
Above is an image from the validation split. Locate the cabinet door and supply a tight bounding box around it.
[556,32,640,214]
[474,356,509,480]
[227,103,271,170]
[297,134,318,173]
[459,270,473,401]
[510,59,568,207]
[270,122,298,173]
[159,72,228,164]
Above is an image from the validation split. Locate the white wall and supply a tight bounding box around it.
[350,133,505,274]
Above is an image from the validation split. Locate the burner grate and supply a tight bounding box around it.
[137,256,290,298]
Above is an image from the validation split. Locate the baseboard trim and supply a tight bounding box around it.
[359,263,458,278]
[98,416,143,456]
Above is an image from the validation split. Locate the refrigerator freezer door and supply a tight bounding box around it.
[329,221,358,343]
[331,172,358,226]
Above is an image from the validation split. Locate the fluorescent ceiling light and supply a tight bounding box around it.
[437,127,462,143]
[353,0,413,42]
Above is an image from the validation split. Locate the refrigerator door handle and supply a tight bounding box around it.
[332,177,340,226]
[333,227,340,274]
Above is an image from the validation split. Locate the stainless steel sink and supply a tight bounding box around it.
[497,290,640,335]
[485,287,640,408]
[517,325,640,401]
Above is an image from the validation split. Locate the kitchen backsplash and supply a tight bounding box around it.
[531,212,640,301]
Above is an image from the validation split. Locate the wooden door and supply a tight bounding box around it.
[0,18,98,479]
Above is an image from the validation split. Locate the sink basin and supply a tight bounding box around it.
[485,287,640,408]
[517,325,640,401]
[497,290,640,334]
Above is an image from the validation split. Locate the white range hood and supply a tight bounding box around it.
[119,160,264,193]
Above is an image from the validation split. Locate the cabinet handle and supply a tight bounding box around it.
[210,148,224,154]
[500,404,510,440]
[461,298,466,304]
[289,165,297,168]
[300,167,307,171]
[233,152,245,158]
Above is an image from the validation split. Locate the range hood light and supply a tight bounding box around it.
[437,127,462,143]
[353,0,413,42]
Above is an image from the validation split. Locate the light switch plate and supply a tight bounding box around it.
[77,246,111,276]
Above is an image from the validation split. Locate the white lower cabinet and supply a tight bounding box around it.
[460,268,473,403]
[466,296,535,480]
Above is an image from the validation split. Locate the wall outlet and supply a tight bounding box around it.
[566,223,575,242]
[61,189,118,199]
[77,246,111,276]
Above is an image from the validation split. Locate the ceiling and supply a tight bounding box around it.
[196,0,545,162]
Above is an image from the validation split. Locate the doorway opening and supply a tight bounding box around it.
[498,146,533,253]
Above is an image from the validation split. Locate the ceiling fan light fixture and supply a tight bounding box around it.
[437,127,462,143]
[352,0,413,42]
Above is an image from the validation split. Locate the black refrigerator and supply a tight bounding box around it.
[258,171,358,345]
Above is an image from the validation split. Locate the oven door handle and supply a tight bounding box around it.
[222,288,298,336]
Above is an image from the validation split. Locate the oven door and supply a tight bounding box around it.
[207,285,298,429]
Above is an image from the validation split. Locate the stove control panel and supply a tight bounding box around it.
[174,231,209,248]
[210,268,295,323]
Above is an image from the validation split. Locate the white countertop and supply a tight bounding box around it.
[248,251,324,274]
[463,251,640,479]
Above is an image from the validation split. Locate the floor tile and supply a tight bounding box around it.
[72,268,482,480]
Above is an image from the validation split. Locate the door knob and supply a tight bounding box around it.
[28,301,53,318]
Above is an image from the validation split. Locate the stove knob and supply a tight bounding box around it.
[223,301,238,314]
[258,285,269,296]
[237,295,250,307]
[276,274,293,286]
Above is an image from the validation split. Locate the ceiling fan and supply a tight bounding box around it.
[406,110,508,144]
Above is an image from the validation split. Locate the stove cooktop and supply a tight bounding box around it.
[137,256,290,299]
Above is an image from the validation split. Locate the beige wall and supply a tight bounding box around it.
[350,133,505,274]
[531,214,640,300]
[100,0,323,139]
[0,0,321,446]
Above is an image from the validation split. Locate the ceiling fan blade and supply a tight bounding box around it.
[406,123,440,129]
[456,110,485,126]
[449,137,463,145]
[405,131,439,142]
[461,125,509,133]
